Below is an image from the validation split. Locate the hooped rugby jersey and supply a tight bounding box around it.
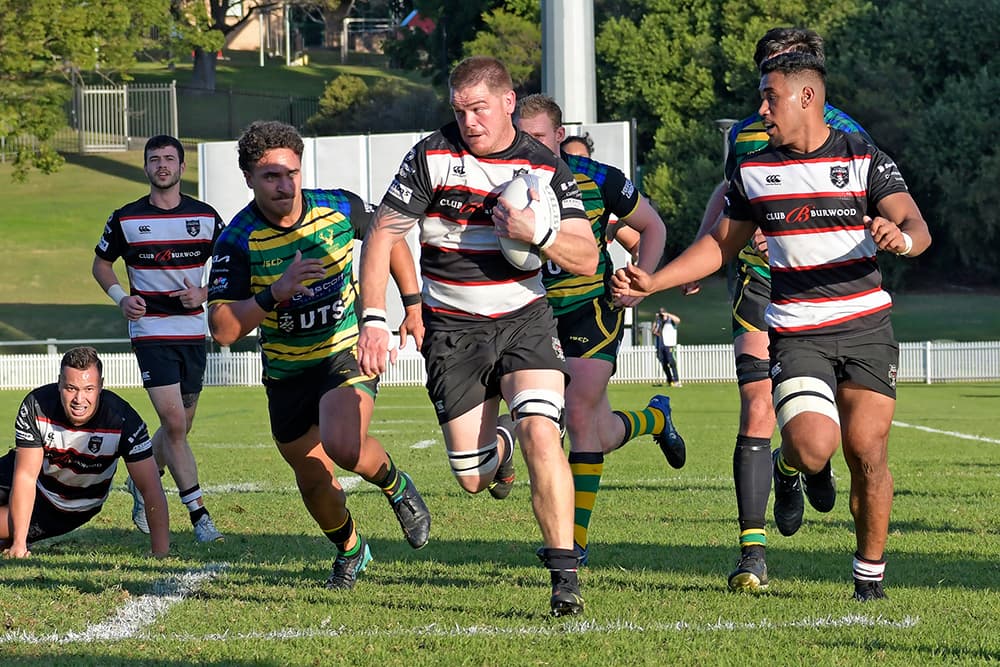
[96,194,225,346]
[542,153,641,317]
[725,104,871,279]
[14,384,152,513]
[725,129,909,336]
[380,122,588,325]
[207,189,373,381]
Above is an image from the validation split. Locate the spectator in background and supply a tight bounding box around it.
[652,308,682,387]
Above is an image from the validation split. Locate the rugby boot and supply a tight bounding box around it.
[326,536,373,590]
[488,414,516,500]
[648,394,686,469]
[388,472,431,549]
[803,459,836,513]
[772,449,804,537]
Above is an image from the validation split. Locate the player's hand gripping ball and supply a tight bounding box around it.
[496,173,561,271]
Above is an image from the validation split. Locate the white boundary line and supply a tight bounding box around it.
[0,563,228,645]
[1,612,917,645]
[892,420,1000,444]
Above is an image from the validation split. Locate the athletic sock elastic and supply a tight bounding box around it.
[373,458,403,501]
[179,485,208,525]
[611,407,665,450]
[852,551,886,582]
[568,451,604,552]
[734,435,772,548]
[776,449,800,477]
[323,510,356,553]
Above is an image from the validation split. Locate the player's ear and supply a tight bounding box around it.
[801,84,815,109]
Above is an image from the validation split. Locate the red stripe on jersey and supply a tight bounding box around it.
[771,255,875,273]
[767,224,867,237]
[425,298,543,319]
[119,213,216,221]
[772,286,884,305]
[132,263,206,271]
[421,243,501,255]
[772,302,892,333]
[127,237,209,247]
[742,154,872,169]
[131,334,206,342]
[750,190,869,203]
[425,272,537,287]
[35,416,121,434]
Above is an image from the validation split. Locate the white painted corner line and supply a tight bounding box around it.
[0,562,228,645]
[892,420,1000,444]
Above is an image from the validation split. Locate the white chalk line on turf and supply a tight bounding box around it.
[154,613,920,643]
[892,420,1000,444]
[0,563,228,645]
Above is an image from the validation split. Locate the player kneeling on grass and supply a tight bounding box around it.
[207,120,431,590]
[612,52,931,601]
[1,347,170,559]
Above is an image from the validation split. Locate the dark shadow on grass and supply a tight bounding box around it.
[61,152,150,184]
[11,527,997,598]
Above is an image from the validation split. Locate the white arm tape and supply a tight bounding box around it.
[897,232,913,256]
[107,284,128,306]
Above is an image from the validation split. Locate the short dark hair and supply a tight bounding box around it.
[449,56,513,95]
[144,135,184,163]
[516,93,562,127]
[560,133,594,157]
[753,27,825,68]
[60,346,103,380]
[760,51,827,80]
[237,121,304,172]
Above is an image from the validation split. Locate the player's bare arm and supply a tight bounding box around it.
[92,256,146,321]
[612,216,754,298]
[864,192,932,257]
[3,447,44,558]
[615,197,667,307]
[209,250,326,346]
[357,205,420,377]
[126,456,171,557]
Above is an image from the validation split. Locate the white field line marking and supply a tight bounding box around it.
[892,420,1000,444]
[0,563,228,645]
[410,439,437,449]
[163,613,919,643]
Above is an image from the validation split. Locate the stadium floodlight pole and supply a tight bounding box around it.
[715,118,738,168]
[542,0,597,125]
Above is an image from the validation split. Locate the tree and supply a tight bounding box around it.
[0,0,170,180]
[460,4,541,93]
[171,1,349,91]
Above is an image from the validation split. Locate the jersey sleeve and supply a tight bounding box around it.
[380,142,436,218]
[211,209,227,242]
[118,402,153,463]
[600,166,641,219]
[867,147,910,207]
[723,170,753,222]
[344,190,376,239]
[14,393,43,449]
[207,229,252,305]
[550,159,588,223]
[94,210,127,261]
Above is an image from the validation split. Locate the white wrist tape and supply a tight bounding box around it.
[897,232,913,257]
[107,284,128,306]
[361,308,390,331]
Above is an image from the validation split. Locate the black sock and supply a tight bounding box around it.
[734,435,772,549]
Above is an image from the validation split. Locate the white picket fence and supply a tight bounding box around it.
[1,341,998,390]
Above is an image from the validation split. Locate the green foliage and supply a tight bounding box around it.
[461,7,542,92]
[306,75,450,135]
[383,0,501,83]
[0,0,170,180]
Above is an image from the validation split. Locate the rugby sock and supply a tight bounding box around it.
[734,435,771,549]
[373,458,404,501]
[568,451,603,553]
[179,485,208,525]
[775,450,800,477]
[852,552,886,582]
[323,510,356,553]
[611,408,665,450]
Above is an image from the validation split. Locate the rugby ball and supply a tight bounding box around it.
[496,173,561,271]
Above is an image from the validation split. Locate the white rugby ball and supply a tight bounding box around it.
[496,173,561,271]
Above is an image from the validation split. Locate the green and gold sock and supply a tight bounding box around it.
[569,451,604,551]
[776,450,799,477]
[612,407,666,449]
[323,511,356,553]
[739,528,767,549]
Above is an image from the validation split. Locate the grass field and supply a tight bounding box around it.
[1,382,997,665]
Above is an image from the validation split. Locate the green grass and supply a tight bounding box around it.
[1,382,997,665]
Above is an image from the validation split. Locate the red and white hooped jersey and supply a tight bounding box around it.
[380,123,587,325]
[726,129,910,336]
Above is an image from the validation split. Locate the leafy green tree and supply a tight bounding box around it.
[306,74,449,135]
[0,0,169,180]
[461,6,541,92]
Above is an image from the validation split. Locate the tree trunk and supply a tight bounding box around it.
[190,48,219,91]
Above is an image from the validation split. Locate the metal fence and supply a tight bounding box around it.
[176,86,319,141]
[1,341,997,391]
